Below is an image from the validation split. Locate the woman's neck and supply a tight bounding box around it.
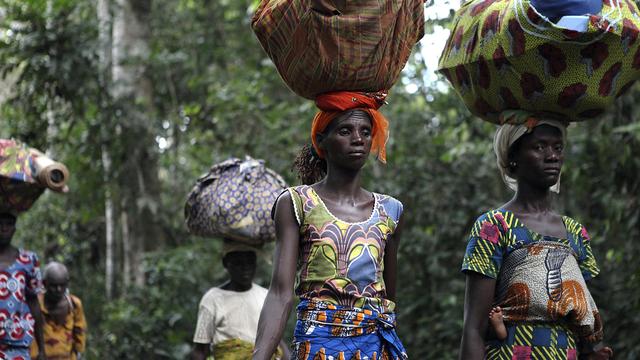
[508,182,555,214]
[318,165,364,201]
[0,243,15,255]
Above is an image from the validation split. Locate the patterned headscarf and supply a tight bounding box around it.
[311,91,389,163]
[494,114,568,193]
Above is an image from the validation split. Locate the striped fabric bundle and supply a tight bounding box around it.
[251,0,425,99]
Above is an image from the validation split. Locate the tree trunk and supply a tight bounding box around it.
[102,146,116,298]
[98,0,116,299]
[112,0,163,288]
[121,205,131,287]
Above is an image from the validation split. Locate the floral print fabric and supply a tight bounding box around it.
[462,209,601,358]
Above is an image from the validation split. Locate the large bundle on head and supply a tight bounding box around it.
[0,139,70,214]
[438,0,640,124]
[252,0,425,100]
[184,156,287,246]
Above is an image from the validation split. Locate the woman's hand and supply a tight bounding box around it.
[582,346,613,360]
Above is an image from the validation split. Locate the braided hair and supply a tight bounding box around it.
[292,144,327,185]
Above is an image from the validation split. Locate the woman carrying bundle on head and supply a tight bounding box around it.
[459,117,613,360]
[435,0,640,356]
[252,92,407,360]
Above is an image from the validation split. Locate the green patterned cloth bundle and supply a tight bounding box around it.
[438,0,640,123]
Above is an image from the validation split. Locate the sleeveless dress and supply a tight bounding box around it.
[286,185,407,360]
[462,209,602,360]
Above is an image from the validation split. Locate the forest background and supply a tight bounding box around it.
[0,0,639,358]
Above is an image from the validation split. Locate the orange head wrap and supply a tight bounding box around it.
[311,91,389,163]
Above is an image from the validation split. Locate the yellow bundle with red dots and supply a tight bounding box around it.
[438,0,640,124]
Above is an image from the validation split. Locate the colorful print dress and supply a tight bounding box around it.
[30,294,86,360]
[0,249,43,360]
[462,209,601,360]
[286,185,407,360]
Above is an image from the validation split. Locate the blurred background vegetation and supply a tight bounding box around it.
[0,0,638,358]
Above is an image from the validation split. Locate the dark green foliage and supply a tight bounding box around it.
[0,0,639,359]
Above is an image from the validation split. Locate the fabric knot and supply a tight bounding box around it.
[311,91,390,163]
[376,312,396,329]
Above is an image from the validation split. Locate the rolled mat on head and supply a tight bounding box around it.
[30,149,70,193]
[438,0,640,124]
[184,156,287,247]
[251,0,425,100]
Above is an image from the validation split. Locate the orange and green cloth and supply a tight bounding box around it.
[30,294,87,360]
[252,0,425,100]
[311,91,390,164]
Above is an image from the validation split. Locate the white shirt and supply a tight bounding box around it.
[192,283,268,346]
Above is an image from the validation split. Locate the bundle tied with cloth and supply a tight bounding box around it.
[437,0,640,124]
[184,156,287,247]
[439,0,626,348]
[0,139,70,214]
[251,0,426,100]
[495,240,603,344]
[253,0,425,166]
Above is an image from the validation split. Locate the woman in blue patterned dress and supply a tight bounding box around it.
[459,119,613,360]
[252,91,407,360]
[0,212,46,360]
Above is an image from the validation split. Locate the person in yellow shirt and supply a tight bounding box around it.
[30,262,86,360]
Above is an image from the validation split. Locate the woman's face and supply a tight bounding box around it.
[44,271,69,302]
[224,251,257,288]
[0,215,16,246]
[510,124,564,189]
[319,110,373,170]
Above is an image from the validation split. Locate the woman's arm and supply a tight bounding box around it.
[383,214,403,302]
[27,294,47,360]
[459,272,496,360]
[253,193,300,360]
[191,343,210,360]
[279,339,292,360]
